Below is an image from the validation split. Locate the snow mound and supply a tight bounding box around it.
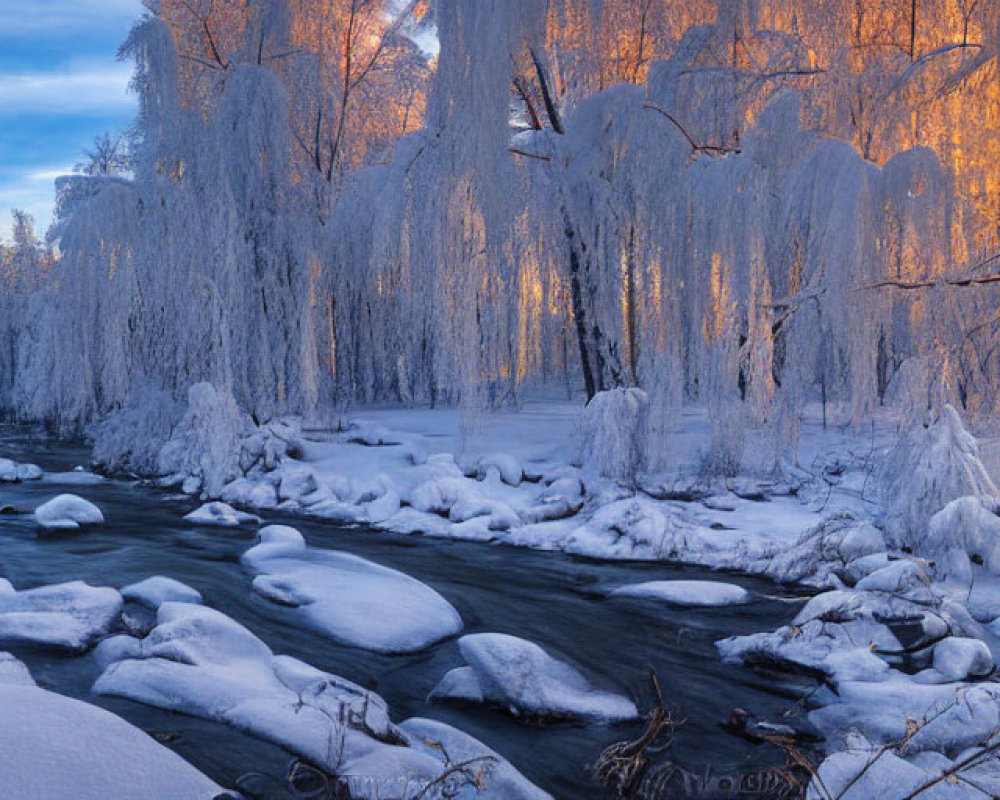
[399,718,553,800]
[34,494,104,530]
[183,501,261,527]
[718,588,981,687]
[0,683,222,800]
[121,577,203,609]
[0,579,122,651]
[242,525,462,653]
[0,652,35,687]
[880,405,998,551]
[932,636,993,681]
[0,458,43,482]
[610,580,749,607]
[927,496,1000,577]
[94,602,443,782]
[430,633,638,722]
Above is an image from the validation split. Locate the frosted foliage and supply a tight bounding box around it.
[157,383,251,497]
[880,405,999,550]
[0,3,983,474]
[574,388,648,484]
[91,387,182,476]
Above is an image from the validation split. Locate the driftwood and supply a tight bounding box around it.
[593,668,684,798]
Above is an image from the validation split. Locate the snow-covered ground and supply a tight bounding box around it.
[9,397,1000,796]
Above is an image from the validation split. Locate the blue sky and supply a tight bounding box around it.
[0,0,144,242]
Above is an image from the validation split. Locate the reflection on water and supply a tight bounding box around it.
[0,426,812,799]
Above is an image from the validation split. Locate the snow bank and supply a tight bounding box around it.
[242,525,463,653]
[0,579,121,651]
[183,501,261,527]
[430,633,638,722]
[121,576,203,609]
[0,660,220,800]
[610,579,749,607]
[34,494,104,530]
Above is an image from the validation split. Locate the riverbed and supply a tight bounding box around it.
[0,426,814,798]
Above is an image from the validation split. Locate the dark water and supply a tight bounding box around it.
[0,426,813,799]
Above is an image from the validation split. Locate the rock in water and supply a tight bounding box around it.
[34,494,104,531]
[430,633,638,722]
[610,580,749,607]
[242,525,462,653]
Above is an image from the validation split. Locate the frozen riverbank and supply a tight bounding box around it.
[8,395,1000,797]
[0,434,806,798]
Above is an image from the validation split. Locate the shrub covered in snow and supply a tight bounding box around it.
[90,386,182,476]
[157,383,251,497]
[879,405,998,551]
[574,388,649,485]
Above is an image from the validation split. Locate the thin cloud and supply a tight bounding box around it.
[0,66,136,115]
[0,0,144,34]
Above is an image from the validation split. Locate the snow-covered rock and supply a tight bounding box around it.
[931,637,994,681]
[94,603,444,784]
[34,494,104,530]
[399,718,553,800]
[0,458,43,482]
[242,525,462,653]
[0,652,35,687]
[430,633,638,722]
[121,577,203,609]
[0,682,222,799]
[927,496,1000,577]
[610,579,749,607]
[183,501,261,527]
[219,477,278,509]
[0,579,122,651]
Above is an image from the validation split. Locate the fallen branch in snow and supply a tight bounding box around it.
[411,742,498,800]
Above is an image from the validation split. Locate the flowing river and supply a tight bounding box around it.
[0,426,813,798]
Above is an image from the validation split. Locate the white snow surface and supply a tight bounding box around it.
[121,576,203,609]
[242,525,463,653]
[183,500,261,527]
[430,633,638,722]
[0,457,43,482]
[34,493,104,530]
[0,579,121,651]
[610,579,749,607]
[93,602,548,799]
[0,654,221,799]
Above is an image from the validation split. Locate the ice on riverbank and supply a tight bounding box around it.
[0,579,121,651]
[430,633,638,722]
[34,494,104,530]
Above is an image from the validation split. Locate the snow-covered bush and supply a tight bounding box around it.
[157,383,251,497]
[574,388,649,485]
[879,404,998,551]
[91,387,182,476]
